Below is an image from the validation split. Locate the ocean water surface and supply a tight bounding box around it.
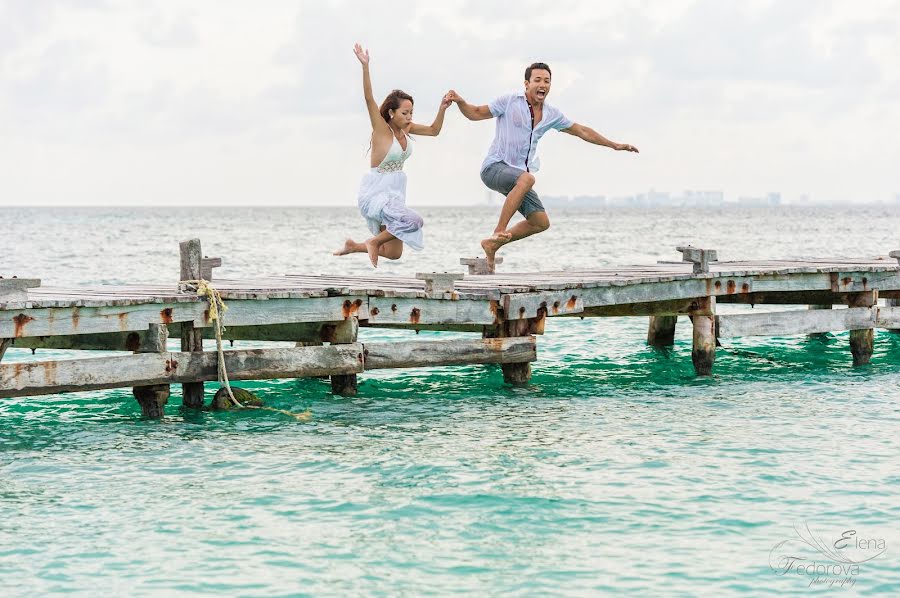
[1,206,899,596]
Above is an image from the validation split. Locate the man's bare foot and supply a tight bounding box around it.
[364,239,380,268]
[480,234,511,269]
[333,238,356,256]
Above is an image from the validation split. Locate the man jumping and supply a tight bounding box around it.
[447,63,639,267]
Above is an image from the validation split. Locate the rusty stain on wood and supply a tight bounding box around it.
[13,314,34,337]
[160,308,174,324]
[341,299,363,319]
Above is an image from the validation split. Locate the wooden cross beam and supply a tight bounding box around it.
[416,272,465,294]
[459,257,503,275]
[0,277,42,303]
[675,246,718,274]
[200,257,222,281]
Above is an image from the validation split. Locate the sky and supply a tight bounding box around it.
[1,0,898,206]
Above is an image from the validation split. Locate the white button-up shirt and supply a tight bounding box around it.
[480,91,574,174]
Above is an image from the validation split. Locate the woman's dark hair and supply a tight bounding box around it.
[379,89,414,123]
[525,62,551,81]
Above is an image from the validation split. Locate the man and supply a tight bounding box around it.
[447,63,639,267]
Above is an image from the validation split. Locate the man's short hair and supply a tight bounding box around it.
[525,62,551,81]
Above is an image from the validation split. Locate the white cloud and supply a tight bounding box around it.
[0,0,897,206]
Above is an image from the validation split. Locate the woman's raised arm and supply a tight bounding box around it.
[354,43,388,133]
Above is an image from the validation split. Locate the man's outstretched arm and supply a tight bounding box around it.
[561,123,639,152]
[446,90,493,121]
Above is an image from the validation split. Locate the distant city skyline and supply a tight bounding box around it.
[482,189,900,209]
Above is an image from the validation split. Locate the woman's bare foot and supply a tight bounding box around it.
[333,238,357,256]
[364,239,380,267]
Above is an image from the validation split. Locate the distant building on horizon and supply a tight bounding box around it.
[736,192,781,207]
[542,195,607,208]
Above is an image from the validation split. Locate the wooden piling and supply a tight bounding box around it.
[133,385,170,418]
[486,314,541,385]
[132,324,170,418]
[847,292,875,366]
[179,239,205,408]
[0,338,10,362]
[329,318,359,396]
[690,297,716,376]
[674,246,718,375]
[647,315,677,347]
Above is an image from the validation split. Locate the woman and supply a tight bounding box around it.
[334,43,451,267]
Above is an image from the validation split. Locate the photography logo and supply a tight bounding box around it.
[769,523,887,589]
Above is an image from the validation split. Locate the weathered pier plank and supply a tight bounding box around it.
[717,307,876,338]
[368,296,495,325]
[364,337,535,369]
[0,296,367,338]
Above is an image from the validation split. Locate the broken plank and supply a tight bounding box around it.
[0,345,365,399]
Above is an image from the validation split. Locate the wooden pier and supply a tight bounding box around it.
[3,240,900,416]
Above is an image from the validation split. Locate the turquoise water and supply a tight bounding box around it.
[2,207,900,595]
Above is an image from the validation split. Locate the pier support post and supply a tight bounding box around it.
[807,304,833,340]
[329,318,359,396]
[672,246,719,375]
[690,297,716,376]
[133,385,170,418]
[647,316,677,347]
[887,250,900,334]
[486,316,541,385]
[847,292,876,366]
[132,324,170,418]
[179,239,205,409]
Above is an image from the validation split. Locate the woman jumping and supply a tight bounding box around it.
[334,43,451,267]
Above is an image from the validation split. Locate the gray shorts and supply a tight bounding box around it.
[480,162,545,217]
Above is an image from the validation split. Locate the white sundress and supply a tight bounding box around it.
[357,132,425,251]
